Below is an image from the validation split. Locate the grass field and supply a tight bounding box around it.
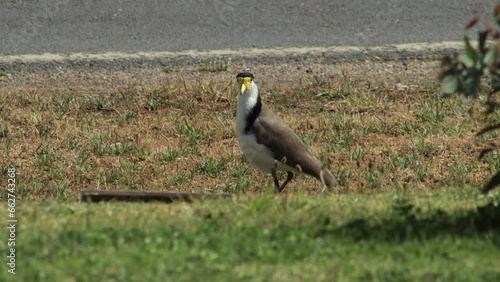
[1,190,499,281]
[1,57,500,281]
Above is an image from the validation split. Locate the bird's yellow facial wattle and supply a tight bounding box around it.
[237,77,253,94]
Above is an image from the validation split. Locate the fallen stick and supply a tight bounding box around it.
[80,190,232,203]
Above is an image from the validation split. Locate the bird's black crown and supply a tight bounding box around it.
[236,72,254,79]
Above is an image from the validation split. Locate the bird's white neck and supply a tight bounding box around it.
[236,82,260,134]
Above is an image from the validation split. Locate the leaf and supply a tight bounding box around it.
[495,4,500,26]
[479,31,488,53]
[482,170,500,194]
[441,74,459,95]
[440,56,453,71]
[465,17,479,30]
[464,36,479,63]
[495,3,500,17]
[458,54,475,68]
[483,45,496,68]
[461,67,482,98]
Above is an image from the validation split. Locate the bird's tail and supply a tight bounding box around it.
[320,168,338,191]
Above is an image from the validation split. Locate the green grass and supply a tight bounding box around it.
[166,171,195,187]
[1,189,498,282]
[200,157,227,178]
[175,123,213,146]
[156,148,180,163]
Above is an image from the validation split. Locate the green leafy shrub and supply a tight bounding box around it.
[440,4,500,193]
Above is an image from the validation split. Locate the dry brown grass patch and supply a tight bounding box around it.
[0,59,497,200]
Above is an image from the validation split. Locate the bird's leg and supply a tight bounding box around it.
[320,169,328,193]
[271,168,281,193]
[277,171,294,192]
[272,159,294,193]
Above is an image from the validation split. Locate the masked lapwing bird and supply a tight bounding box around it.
[236,72,338,193]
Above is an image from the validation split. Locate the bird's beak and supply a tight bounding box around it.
[241,80,252,94]
[237,78,252,94]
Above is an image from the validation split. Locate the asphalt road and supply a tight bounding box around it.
[1,0,496,55]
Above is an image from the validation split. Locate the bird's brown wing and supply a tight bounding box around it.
[250,104,323,179]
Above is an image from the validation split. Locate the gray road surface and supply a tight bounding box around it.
[1,0,496,55]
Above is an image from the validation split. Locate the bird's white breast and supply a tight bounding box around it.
[236,84,295,173]
[237,131,277,173]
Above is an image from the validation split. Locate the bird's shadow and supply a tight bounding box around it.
[314,197,500,246]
